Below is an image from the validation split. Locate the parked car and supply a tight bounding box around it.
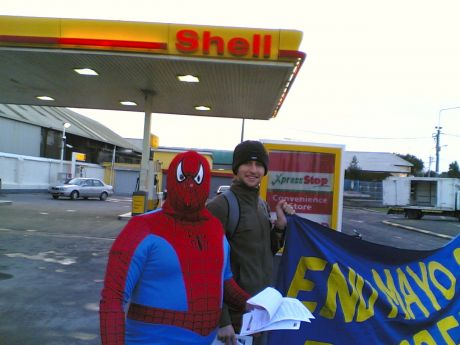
[48,178,114,201]
[216,185,230,195]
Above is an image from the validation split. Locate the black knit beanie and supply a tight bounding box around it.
[232,140,269,175]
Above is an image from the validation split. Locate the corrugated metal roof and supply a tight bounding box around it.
[344,151,412,173]
[0,104,141,152]
[0,104,414,174]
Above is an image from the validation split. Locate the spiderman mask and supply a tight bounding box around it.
[162,151,211,220]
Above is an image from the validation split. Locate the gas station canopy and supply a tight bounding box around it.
[0,15,305,119]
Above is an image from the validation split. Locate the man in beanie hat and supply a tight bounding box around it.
[207,140,295,345]
[231,140,269,176]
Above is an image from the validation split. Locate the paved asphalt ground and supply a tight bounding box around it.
[0,193,130,345]
[0,193,459,345]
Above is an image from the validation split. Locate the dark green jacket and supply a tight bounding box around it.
[207,180,277,329]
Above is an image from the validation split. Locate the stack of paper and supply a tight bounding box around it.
[240,287,314,336]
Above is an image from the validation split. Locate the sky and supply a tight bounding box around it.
[3,0,460,173]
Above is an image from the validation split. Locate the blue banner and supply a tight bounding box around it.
[268,215,460,345]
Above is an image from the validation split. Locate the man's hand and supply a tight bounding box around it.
[217,324,237,345]
[274,199,295,229]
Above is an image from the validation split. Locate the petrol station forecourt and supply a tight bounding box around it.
[0,15,305,211]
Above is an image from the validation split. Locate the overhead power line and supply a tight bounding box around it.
[290,129,430,140]
[443,133,460,138]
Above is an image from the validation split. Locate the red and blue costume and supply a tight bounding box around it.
[100,151,249,344]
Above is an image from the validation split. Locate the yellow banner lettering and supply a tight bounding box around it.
[428,261,456,300]
[413,330,437,345]
[438,315,459,345]
[406,262,441,311]
[320,263,358,322]
[355,274,378,322]
[287,256,327,313]
[372,269,408,319]
[397,268,429,318]
[454,248,460,265]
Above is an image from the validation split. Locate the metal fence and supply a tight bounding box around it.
[344,179,383,200]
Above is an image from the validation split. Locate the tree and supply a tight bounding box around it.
[345,155,362,180]
[396,153,424,176]
[447,161,460,178]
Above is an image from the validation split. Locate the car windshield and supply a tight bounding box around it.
[66,178,84,186]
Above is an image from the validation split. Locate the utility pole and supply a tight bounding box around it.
[436,106,460,174]
[434,126,441,174]
[427,156,433,176]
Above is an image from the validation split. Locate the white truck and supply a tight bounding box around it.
[382,177,460,220]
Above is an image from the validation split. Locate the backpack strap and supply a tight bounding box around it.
[222,190,240,238]
[258,197,270,220]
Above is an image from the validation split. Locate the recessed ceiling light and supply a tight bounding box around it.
[74,68,99,76]
[195,105,211,111]
[120,101,137,106]
[36,96,55,101]
[177,75,200,83]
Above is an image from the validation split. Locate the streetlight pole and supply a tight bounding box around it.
[60,122,71,174]
[435,106,460,174]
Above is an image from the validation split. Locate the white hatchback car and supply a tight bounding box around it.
[48,177,114,201]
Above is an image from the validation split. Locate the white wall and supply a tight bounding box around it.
[0,152,104,191]
[0,117,41,156]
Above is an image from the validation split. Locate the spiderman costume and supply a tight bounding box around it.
[99,151,249,344]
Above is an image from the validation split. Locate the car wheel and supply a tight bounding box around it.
[70,191,79,200]
[52,195,59,200]
[100,192,108,201]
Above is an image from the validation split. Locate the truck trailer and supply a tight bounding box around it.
[382,177,460,220]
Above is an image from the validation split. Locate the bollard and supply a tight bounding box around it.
[131,191,147,216]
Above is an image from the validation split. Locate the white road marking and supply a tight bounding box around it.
[107,198,132,203]
[5,251,77,265]
[0,227,114,241]
[84,303,99,311]
[69,332,98,341]
[382,221,454,239]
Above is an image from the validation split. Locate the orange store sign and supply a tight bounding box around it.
[175,29,272,58]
